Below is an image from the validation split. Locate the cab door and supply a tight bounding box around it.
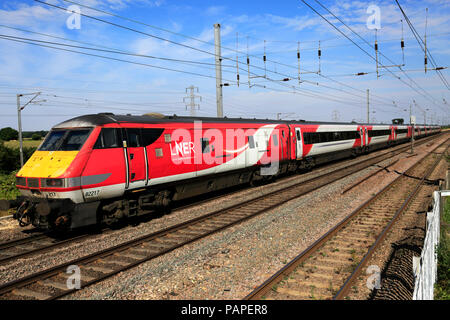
[295,127,303,159]
[123,128,147,189]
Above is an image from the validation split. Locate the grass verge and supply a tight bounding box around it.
[435,196,450,299]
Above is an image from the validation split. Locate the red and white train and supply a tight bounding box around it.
[14,113,440,230]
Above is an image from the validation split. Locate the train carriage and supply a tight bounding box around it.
[13,113,440,231]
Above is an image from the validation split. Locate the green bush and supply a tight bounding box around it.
[31,133,41,140]
[0,144,36,174]
[435,198,450,300]
[0,127,18,141]
[0,171,20,200]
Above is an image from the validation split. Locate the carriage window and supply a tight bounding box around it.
[201,138,210,153]
[302,131,359,145]
[103,129,119,147]
[248,136,255,149]
[368,130,391,137]
[142,128,164,146]
[296,130,301,140]
[126,129,141,147]
[94,128,121,149]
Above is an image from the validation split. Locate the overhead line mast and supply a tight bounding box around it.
[214,23,224,118]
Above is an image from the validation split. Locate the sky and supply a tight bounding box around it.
[0,0,449,131]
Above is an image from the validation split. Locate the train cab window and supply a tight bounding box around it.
[248,136,255,149]
[39,129,92,151]
[201,138,210,153]
[126,129,141,147]
[94,128,121,149]
[62,129,91,151]
[142,128,164,146]
[39,130,66,151]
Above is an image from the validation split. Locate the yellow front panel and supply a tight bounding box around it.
[17,151,79,178]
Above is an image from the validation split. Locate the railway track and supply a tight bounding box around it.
[0,134,443,299]
[245,138,448,300]
[0,135,437,267]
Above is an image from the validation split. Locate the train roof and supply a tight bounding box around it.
[53,113,439,129]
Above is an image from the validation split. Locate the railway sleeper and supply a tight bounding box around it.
[11,288,51,300]
[38,279,71,291]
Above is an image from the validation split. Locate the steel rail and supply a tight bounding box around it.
[333,141,448,299]
[0,134,443,299]
[244,136,448,300]
[0,135,437,266]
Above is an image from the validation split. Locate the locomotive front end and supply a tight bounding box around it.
[14,127,97,230]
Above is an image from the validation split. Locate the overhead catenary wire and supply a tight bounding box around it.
[0,33,390,111]
[28,1,386,110]
[37,0,404,108]
[303,0,447,113]
[395,0,450,90]
[235,31,450,55]
[24,0,442,118]
[311,0,448,111]
[0,34,238,72]
[0,35,239,84]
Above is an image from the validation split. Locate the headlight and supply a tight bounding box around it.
[27,178,40,188]
[16,177,26,186]
[43,178,64,188]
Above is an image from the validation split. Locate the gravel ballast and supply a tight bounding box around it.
[0,136,446,299]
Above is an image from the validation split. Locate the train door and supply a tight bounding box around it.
[360,127,365,147]
[246,132,258,167]
[123,128,147,189]
[363,127,368,147]
[295,127,303,159]
[280,127,289,160]
[272,129,285,162]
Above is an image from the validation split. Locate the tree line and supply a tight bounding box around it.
[0,127,48,141]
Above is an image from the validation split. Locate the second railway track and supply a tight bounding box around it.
[0,134,440,265]
[245,137,448,300]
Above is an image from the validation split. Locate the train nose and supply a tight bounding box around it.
[17,150,79,179]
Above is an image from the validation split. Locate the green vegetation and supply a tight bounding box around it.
[0,128,44,203]
[3,139,42,149]
[435,197,450,300]
[0,171,20,200]
[0,143,36,174]
[0,127,18,141]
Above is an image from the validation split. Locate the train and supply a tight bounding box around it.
[12,113,441,230]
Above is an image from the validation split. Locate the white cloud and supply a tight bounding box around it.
[204,5,226,16]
